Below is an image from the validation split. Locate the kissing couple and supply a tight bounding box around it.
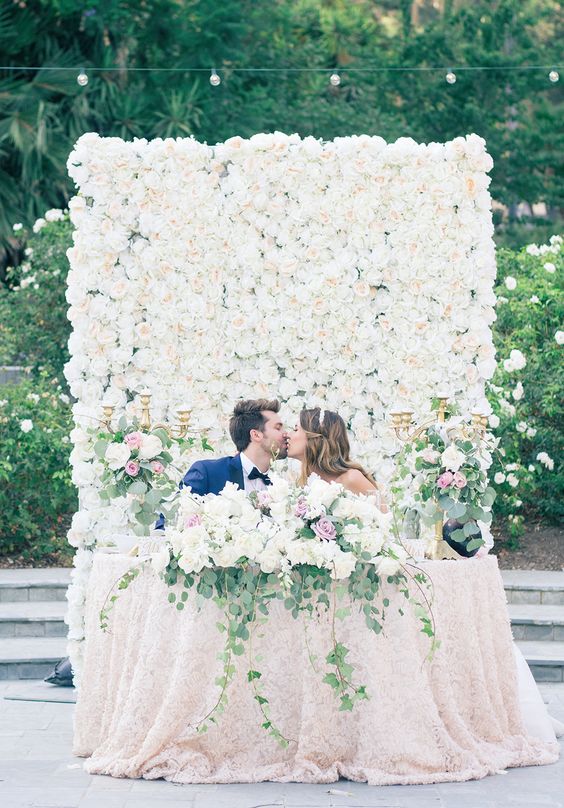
[177,398,387,510]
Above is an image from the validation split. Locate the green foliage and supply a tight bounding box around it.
[0,376,76,558]
[489,237,563,530]
[0,215,72,385]
[1,0,562,262]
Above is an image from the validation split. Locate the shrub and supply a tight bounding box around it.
[488,235,563,534]
[0,212,72,385]
[0,376,76,559]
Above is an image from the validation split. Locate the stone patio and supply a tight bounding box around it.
[0,679,563,808]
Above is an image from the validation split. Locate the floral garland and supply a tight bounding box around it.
[65,131,496,681]
[100,475,437,744]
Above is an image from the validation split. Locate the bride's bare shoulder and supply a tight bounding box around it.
[336,468,376,494]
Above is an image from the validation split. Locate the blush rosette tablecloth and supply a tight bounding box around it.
[73,553,559,785]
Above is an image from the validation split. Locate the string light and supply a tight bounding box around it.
[209,69,221,86]
[549,69,559,82]
[329,72,341,86]
[76,68,88,86]
[445,70,456,84]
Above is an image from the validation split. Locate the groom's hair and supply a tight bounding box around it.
[229,398,280,452]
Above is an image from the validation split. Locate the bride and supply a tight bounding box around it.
[287,405,563,745]
[286,407,388,509]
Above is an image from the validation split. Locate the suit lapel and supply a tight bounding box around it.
[227,454,244,491]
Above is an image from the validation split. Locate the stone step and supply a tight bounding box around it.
[509,604,564,641]
[0,637,67,680]
[0,602,67,638]
[517,641,564,682]
[501,569,564,605]
[0,568,71,602]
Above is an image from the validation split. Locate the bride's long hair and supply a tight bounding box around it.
[298,408,376,486]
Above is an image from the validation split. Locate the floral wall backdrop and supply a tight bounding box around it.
[64,131,496,679]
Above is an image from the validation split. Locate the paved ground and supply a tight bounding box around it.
[0,681,563,808]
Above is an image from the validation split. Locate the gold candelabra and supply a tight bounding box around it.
[391,397,488,561]
[101,391,192,438]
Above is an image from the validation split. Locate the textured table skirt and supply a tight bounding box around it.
[73,554,559,784]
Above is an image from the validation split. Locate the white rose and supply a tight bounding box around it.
[104,442,131,470]
[512,382,524,401]
[376,555,401,577]
[138,434,163,459]
[441,444,465,472]
[20,419,33,433]
[555,331,564,346]
[544,262,556,273]
[504,276,517,290]
[494,472,506,484]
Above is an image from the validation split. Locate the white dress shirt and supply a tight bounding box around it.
[240,452,268,493]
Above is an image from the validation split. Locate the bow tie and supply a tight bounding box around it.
[248,467,272,486]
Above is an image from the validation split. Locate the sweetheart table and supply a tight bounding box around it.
[73,553,558,785]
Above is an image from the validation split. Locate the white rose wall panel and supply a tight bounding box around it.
[64,132,497,678]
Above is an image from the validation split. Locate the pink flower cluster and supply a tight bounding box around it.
[437,470,467,490]
[125,460,140,477]
[185,514,203,528]
[124,431,143,449]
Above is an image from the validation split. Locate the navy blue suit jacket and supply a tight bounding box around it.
[181,454,244,496]
[155,455,244,529]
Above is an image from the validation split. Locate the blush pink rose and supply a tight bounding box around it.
[312,516,337,541]
[437,471,454,489]
[125,431,143,449]
[150,460,165,474]
[453,471,467,489]
[421,447,440,464]
[125,460,140,477]
[185,514,202,528]
[294,497,308,518]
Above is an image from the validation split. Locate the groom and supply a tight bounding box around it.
[156,399,288,527]
[184,398,288,495]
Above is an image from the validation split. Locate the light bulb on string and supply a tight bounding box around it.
[77,68,89,87]
[329,72,341,86]
[549,69,559,83]
[209,69,221,86]
[445,70,456,85]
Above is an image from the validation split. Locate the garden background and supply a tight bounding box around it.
[0,0,562,566]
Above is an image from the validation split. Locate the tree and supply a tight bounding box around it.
[1,0,562,272]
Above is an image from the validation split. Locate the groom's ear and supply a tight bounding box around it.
[249,428,263,443]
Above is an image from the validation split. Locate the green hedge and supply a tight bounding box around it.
[0,376,76,559]
[488,236,563,534]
